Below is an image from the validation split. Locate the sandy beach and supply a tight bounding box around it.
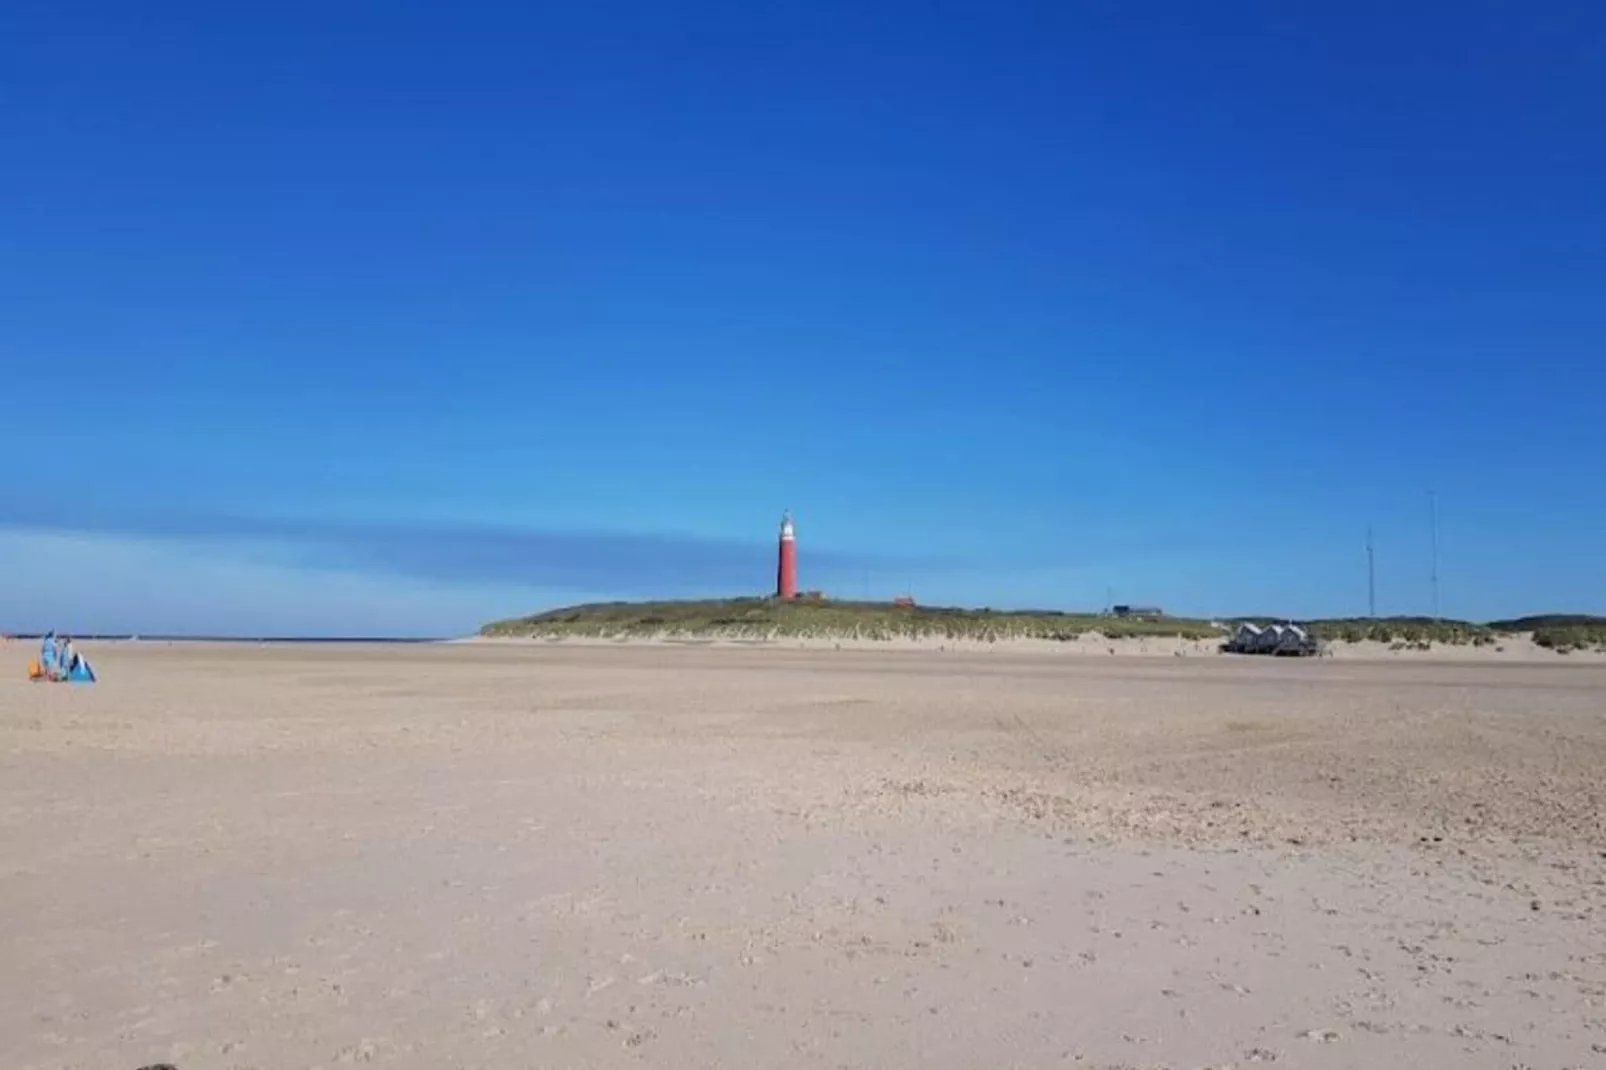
[4,640,1605,1069]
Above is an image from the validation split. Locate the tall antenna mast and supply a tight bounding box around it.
[1429,491,1439,621]
[1367,526,1376,618]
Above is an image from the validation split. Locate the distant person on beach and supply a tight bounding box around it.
[57,636,78,679]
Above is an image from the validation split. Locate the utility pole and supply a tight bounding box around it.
[1367,526,1376,618]
[1429,491,1440,621]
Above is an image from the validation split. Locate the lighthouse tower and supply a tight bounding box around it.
[776,511,797,600]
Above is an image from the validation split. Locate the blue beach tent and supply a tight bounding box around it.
[67,654,96,683]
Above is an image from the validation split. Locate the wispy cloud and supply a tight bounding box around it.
[0,497,942,596]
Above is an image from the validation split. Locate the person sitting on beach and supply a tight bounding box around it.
[56,636,78,680]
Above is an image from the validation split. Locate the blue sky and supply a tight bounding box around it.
[2,1,1602,636]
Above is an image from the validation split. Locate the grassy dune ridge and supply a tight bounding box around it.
[481,598,1221,641]
[1296,616,1606,651]
[482,600,1606,650]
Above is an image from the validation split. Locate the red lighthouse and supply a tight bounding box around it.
[776,511,797,600]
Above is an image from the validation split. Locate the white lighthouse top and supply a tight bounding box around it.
[780,511,795,540]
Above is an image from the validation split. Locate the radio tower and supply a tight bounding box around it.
[1429,491,1439,621]
[776,511,797,600]
[1367,526,1376,618]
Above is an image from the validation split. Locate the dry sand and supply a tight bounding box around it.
[4,641,1605,1069]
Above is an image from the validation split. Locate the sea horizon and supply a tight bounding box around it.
[6,633,446,644]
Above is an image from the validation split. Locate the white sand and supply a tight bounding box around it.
[5,641,1605,1068]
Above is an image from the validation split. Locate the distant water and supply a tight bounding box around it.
[5,634,445,644]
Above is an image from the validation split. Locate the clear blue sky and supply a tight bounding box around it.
[3,1,1602,636]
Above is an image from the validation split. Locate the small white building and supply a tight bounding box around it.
[1227,620,1318,657]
